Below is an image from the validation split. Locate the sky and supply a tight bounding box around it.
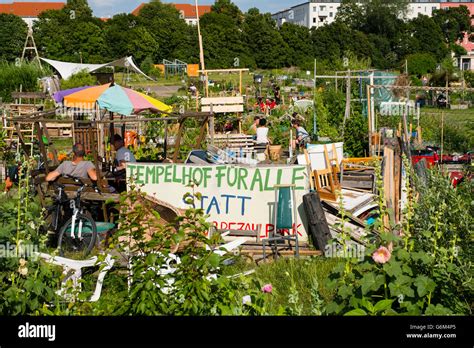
[0,0,304,17]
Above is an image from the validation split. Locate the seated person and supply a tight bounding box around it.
[248,116,260,139]
[255,97,266,113]
[4,161,22,192]
[256,118,270,146]
[291,119,311,150]
[266,98,276,110]
[112,134,136,172]
[46,143,97,182]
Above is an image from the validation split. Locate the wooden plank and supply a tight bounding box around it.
[195,116,209,149]
[201,97,244,105]
[173,119,186,163]
[11,92,48,99]
[202,105,244,113]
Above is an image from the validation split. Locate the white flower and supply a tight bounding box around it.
[18,266,28,276]
[242,295,252,305]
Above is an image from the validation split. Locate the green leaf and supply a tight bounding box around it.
[413,275,436,297]
[424,304,453,315]
[396,249,410,261]
[337,284,352,299]
[383,261,402,277]
[359,272,385,295]
[344,308,367,316]
[208,253,220,268]
[373,299,394,313]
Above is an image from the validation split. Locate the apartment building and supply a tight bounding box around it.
[0,1,65,28]
[132,3,211,25]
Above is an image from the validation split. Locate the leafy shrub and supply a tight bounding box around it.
[325,162,473,315]
[60,70,97,90]
[0,63,44,103]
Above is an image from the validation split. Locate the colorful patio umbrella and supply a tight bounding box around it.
[53,85,92,104]
[63,83,172,116]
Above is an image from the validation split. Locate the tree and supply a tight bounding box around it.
[335,0,365,30]
[104,14,158,64]
[405,15,449,61]
[211,0,243,24]
[433,6,472,44]
[33,0,108,63]
[279,23,314,68]
[242,8,289,69]
[311,22,374,67]
[200,11,253,68]
[137,0,192,62]
[0,14,28,63]
[406,53,437,77]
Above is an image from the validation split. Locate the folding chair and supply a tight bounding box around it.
[262,184,299,260]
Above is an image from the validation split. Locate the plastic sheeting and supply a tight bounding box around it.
[40,56,153,81]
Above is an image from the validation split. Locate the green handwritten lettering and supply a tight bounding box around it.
[156,166,165,183]
[250,169,263,191]
[292,167,306,190]
[135,165,144,184]
[215,166,226,187]
[193,167,203,186]
[238,168,248,190]
[145,166,156,184]
[172,165,181,183]
[164,165,172,183]
[227,167,238,187]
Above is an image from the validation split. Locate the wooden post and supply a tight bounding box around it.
[40,122,59,166]
[195,116,209,149]
[383,146,395,232]
[209,104,215,146]
[173,117,186,163]
[304,149,315,190]
[163,120,168,160]
[441,111,444,160]
[239,70,242,96]
[367,85,372,155]
[34,122,49,173]
[343,69,351,136]
[89,126,102,187]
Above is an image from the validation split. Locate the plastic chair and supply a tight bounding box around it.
[262,184,299,260]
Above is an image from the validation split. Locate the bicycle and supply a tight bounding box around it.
[43,175,100,258]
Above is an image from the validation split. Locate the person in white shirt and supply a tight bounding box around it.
[256,118,269,145]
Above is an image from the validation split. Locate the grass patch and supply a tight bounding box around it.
[224,256,340,315]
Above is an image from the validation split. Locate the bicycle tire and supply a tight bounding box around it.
[57,214,97,258]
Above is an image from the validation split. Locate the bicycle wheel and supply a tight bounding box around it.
[58,214,97,258]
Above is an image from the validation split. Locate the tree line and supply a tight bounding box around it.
[0,0,471,73]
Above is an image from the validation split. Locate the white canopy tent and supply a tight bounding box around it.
[40,56,153,81]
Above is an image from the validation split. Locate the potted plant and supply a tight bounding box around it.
[269,124,289,161]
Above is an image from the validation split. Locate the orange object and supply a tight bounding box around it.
[58,153,67,162]
[48,152,54,160]
[187,64,199,77]
[5,177,13,192]
[125,131,138,149]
